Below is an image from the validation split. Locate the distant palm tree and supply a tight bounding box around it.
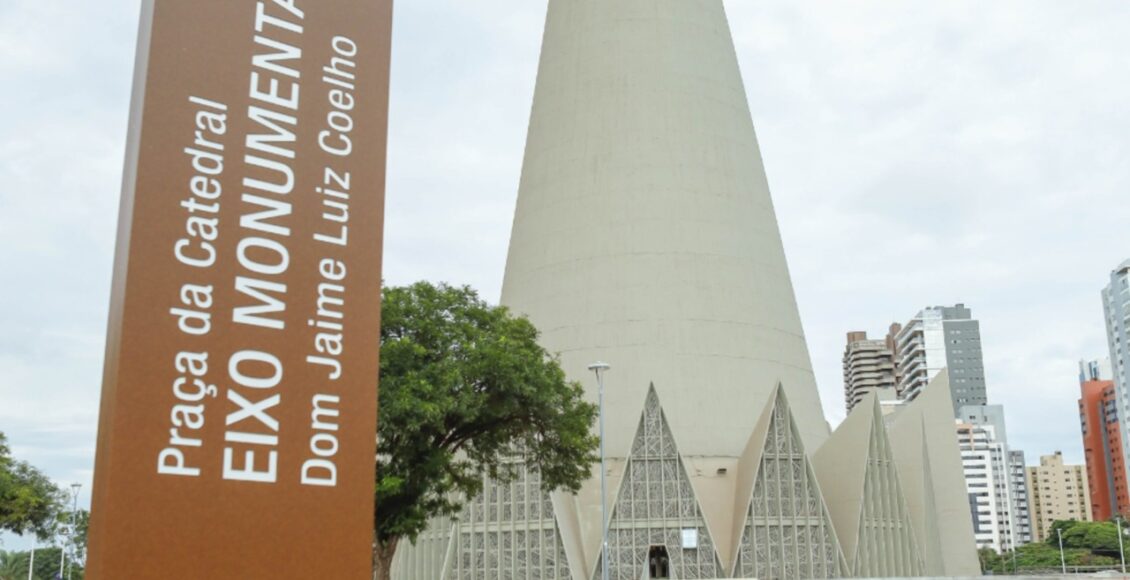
[0,550,27,580]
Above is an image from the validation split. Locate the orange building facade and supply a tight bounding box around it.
[1079,375,1130,521]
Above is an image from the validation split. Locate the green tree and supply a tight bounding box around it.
[1014,542,1094,570]
[992,520,1126,574]
[25,547,81,580]
[978,547,1005,574]
[65,509,89,568]
[0,547,83,580]
[1059,520,1123,557]
[373,282,600,580]
[0,550,26,580]
[980,521,1130,575]
[0,432,62,539]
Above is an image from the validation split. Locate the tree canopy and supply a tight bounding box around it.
[1048,519,1124,557]
[373,282,599,578]
[0,432,62,539]
[980,520,1129,574]
[68,509,89,568]
[0,547,84,580]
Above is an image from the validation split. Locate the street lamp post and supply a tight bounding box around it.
[587,362,611,580]
[1119,518,1127,574]
[1057,528,1066,575]
[60,483,81,579]
[27,540,35,580]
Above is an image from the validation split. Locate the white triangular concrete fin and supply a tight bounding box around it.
[887,369,979,576]
[729,385,848,578]
[812,392,875,562]
[593,385,727,578]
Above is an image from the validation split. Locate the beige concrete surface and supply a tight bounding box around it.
[887,370,981,576]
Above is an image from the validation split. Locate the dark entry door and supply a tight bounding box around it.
[648,546,670,579]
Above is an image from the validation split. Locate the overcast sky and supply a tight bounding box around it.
[2,0,1128,550]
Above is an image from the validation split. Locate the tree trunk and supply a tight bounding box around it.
[372,537,399,580]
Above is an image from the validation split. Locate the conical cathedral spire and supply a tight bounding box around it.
[501,0,829,460]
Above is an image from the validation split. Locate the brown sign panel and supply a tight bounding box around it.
[86,0,391,577]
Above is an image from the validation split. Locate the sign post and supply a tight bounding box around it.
[86,0,392,577]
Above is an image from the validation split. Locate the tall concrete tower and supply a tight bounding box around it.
[391,1,976,577]
[502,0,829,467]
[500,0,834,573]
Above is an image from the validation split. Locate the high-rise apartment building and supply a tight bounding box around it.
[1078,358,1128,521]
[884,306,1025,552]
[956,420,1016,552]
[955,407,1031,545]
[1008,450,1032,545]
[1103,260,1130,497]
[842,331,898,413]
[894,304,988,413]
[956,405,1026,552]
[1026,452,1091,542]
